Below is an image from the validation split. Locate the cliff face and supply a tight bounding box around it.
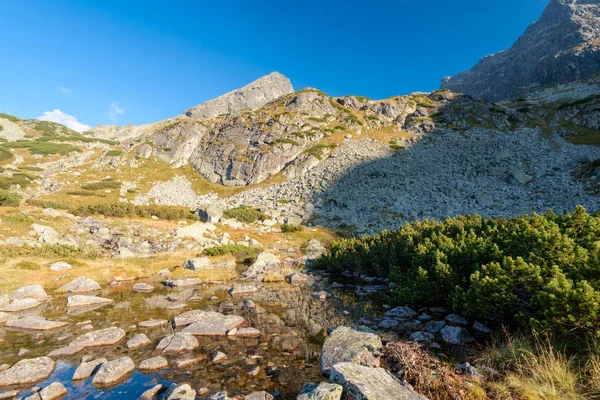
[184,72,294,119]
[441,0,600,102]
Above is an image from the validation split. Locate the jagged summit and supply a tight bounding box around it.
[441,0,600,102]
[184,71,294,119]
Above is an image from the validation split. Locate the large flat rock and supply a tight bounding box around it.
[48,327,125,357]
[66,295,113,308]
[175,310,245,335]
[57,277,101,293]
[0,298,41,312]
[0,357,56,387]
[156,333,199,354]
[5,317,68,331]
[330,362,428,400]
[92,357,135,386]
[320,326,382,375]
[73,358,107,380]
[9,285,48,301]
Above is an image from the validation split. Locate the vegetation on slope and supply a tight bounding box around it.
[316,206,600,340]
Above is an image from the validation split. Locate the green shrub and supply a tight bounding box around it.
[0,190,21,206]
[316,206,600,340]
[282,224,303,232]
[15,261,40,270]
[3,140,80,155]
[19,166,43,172]
[0,125,3,132]
[0,113,20,122]
[105,150,123,156]
[66,190,104,197]
[0,148,13,161]
[3,213,34,224]
[305,144,336,160]
[0,173,37,189]
[25,199,70,210]
[273,138,300,147]
[71,202,198,221]
[81,178,121,190]
[203,244,261,263]
[222,206,267,223]
[0,245,97,262]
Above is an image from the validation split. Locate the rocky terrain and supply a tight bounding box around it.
[0,2,598,397]
[442,0,600,101]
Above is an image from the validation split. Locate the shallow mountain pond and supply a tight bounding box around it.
[0,273,383,399]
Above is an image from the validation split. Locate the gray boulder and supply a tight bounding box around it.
[0,357,56,387]
[73,358,107,380]
[320,326,382,375]
[197,205,223,223]
[329,362,428,400]
[57,277,101,293]
[440,325,475,346]
[139,356,169,371]
[384,306,417,319]
[9,285,48,301]
[92,357,135,386]
[156,333,199,354]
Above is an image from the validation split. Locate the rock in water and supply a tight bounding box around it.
[184,72,294,119]
[0,357,56,387]
[441,0,600,101]
[5,317,68,331]
[320,326,382,375]
[139,356,169,371]
[155,333,199,354]
[329,362,428,400]
[92,357,135,386]
[174,310,246,335]
[73,358,107,380]
[245,391,274,400]
[67,295,113,308]
[34,382,67,400]
[9,285,48,301]
[48,327,126,357]
[57,277,101,293]
[297,382,343,400]
[165,383,196,400]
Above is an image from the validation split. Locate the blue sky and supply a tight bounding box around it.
[0,0,549,131]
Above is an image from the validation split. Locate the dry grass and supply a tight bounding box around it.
[384,341,487,400]
[0,250,237,293]
[478,331,595,400]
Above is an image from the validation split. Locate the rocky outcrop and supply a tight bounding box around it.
[320,326,382,376]
[441,0,600,101]
[184,72,294,118]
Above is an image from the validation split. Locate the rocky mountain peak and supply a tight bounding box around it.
[441,0,600,102]
[184,71,294,119]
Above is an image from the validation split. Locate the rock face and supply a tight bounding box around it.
[441,0,600,101]
[320,326,382,375]
[184,72,294,119]
[0,357,56,387]
[329,362,428,400]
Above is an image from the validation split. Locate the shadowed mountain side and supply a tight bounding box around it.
[306,128,598,235]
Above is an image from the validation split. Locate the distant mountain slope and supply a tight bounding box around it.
[441,0,600,102]
[184,72,294,118]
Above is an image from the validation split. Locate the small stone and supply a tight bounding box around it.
[92,357,135,386]
[73,358,107,380]
[173,356,205,368]
[212,351,227,363]
[139,356,168,371]
[377,319,399,329]
[50,262,71,271]
[384,306,417,319]
[141,384,163,400]
[133,283,154,293]
[445,314,468,327]
[57,277,101,293]
[228,285,258,297]
[242,300,256,309]
[440,325,475,346]
[138,319,168,328]
[156,333,199,354]
[36,382,67,400]
[126,333,151,349]
[17,349,30,357]
[66,295,113,308]
[425,320,446,334]
[235,327,261,337]
[311,291,330,300]
[408,331,435,343]
[9,285,48,301]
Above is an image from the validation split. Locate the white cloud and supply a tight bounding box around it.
[108,101,124,121]
[36,109,91,133]
[58,86,72,95]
